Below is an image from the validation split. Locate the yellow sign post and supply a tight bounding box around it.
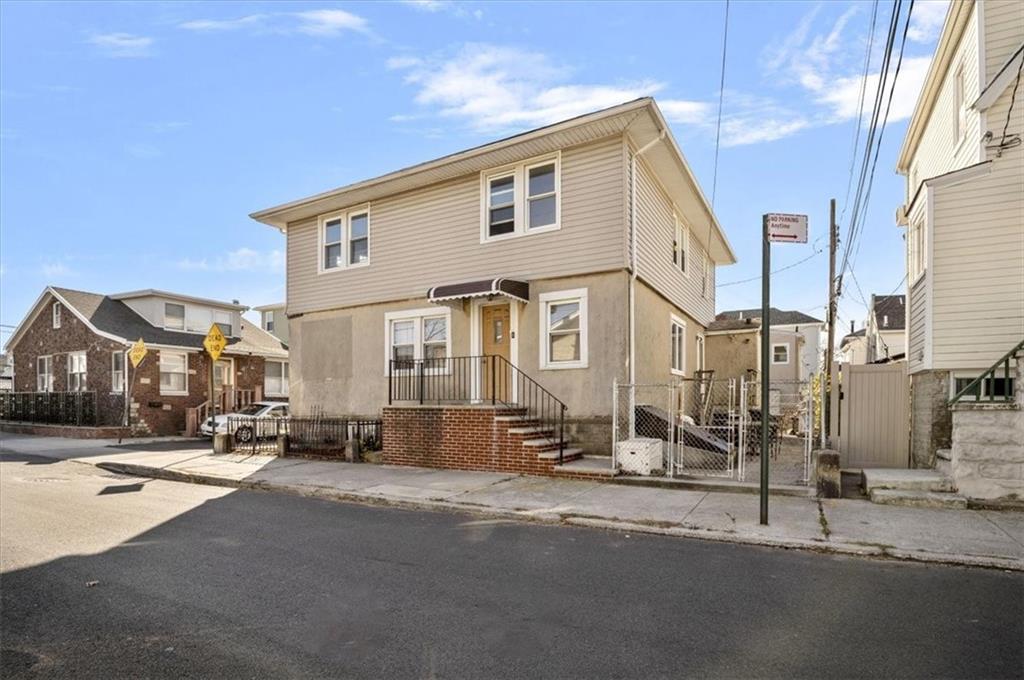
[204,324,227,453]
[128,338,148,368]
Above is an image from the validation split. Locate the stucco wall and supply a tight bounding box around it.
[633,279,704,385]
[705,330,758,382]
[288,270,629,420]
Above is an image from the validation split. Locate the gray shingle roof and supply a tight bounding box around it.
[52,287,288,358]
[709,307,822,332]
[840,327,867,346]
[872,295,906,331]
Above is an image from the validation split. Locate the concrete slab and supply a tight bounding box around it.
[456,476,602,512]
[822,499,1024,561]
[982,511,1024,548]
[870,488,968,509]
[680,492,826,541]
[862,468,953,493]
[560,484,706,524]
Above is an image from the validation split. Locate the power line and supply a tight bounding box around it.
[710,0,730,209]
[716,247,824,288]
[839,0,880,225]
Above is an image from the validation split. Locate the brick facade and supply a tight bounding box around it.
[10,298,277,436]
[382,405,582,476]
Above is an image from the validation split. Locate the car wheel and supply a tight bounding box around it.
[235,425,254,444]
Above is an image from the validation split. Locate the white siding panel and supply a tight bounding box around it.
[931,154,1024,369]
[984,1,1024,81]
[286,137,628,314]
[634,157,715,326]
[908,275,928,374]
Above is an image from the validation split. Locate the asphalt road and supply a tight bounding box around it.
[1,451,1022,679]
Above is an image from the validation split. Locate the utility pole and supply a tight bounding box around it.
[824,199,838,446]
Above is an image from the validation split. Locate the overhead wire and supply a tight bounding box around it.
[839,0,880,225]
[710,0,730,209]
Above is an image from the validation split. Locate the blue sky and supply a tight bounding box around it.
[0,0,948,344]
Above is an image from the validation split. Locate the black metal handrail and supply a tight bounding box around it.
[949,339,1023,405]
[388,355,569,462]
[0,391,98,426]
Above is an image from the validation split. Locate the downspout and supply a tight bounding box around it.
[628,130,666,387]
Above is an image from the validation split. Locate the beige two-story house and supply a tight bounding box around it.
[251,99,735,455]
[895,0,1023,467]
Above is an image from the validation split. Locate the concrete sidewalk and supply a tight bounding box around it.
[2,433,1022,570]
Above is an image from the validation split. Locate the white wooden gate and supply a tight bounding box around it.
[832,363,909,469]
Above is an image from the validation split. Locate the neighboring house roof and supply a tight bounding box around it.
[111,289,247,311]
[250,97,737,265]
[840,328,867,347]
[871,294,906,331]
[713,307,823,329]
[4,286,287,358]
[252,302,285,312]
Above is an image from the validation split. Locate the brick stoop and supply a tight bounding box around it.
[382,405,583,476]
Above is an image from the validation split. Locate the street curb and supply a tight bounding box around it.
[93,461,1024,573]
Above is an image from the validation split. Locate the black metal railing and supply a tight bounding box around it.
[0,391,98,426]
[227,416,383,457]
[388,355,568,462]
[949,339,1023,405]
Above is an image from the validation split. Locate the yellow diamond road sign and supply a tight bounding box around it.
[203,324,227,362]
[128,338,147,368]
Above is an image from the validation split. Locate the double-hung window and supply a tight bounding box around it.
[953,65,965,144]
[67,351,87,391]
[112,351,126,393]
[539,288,587,369]
[384,309,451,373]
[670,316,686,376]
[52,302,62,329]
[264,360,289,397]
[159,351,188,395]
[165,302,186,330]
[482,153,560,241]
[213,310,232,336]
[673,215,689,274]
[320,206,371,273]
[772,343,790,364]
[908,219,925,283]
[36,356,53,392]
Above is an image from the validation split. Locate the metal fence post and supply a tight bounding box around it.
[490,356,496,405]
[418,361,424,405]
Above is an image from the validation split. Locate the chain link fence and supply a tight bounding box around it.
[738,378,815,486]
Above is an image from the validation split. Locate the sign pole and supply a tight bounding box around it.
[760,214,771,525]
[203,324,227,454]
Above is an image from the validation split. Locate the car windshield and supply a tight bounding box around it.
[237,404,267,416]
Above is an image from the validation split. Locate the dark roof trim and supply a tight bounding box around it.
[428,278,530,304]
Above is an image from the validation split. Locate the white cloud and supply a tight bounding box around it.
[400,1,483,20]
[41,262,74,278]
[659,99,712,125]
[817,55,933,124]
[88,33,154,58]
[390,43,662,132]
[177,248,284,273]
[386,55,422,70]
[179,9,368,37]
[907,1,949,43]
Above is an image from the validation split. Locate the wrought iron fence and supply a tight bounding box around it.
[226,416,383,458]
[0,391,98,426]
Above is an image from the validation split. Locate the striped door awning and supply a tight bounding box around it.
[427,278,530,304]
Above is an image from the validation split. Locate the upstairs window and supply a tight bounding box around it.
[36,355,53,392]
[320,207,370,273]
[673,216,689,274]
[52,302,62,329]
[908,219,925,282]
[772,343,790,364]
[67,351,87,391]
[165,302,186,330]
[213,311,233,336]
[482,153,560,241]
[264,315,275,333]
[953,65,965,144]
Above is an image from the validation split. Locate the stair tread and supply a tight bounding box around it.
[507,426,554,435]
[862,468,954,493]
[870,488,967,509]
[536,447,584,460]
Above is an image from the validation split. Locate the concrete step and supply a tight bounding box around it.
[935,448,952,461]
[869,488,968,510]
[506,426,554,436]
[935,458,952,478]
[537,447,584,461]
[521,437,568,449]
[494,415,537,424]
[553,455,617,477]
[862,468,954,494]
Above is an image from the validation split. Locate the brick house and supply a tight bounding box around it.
[4,286,289,435]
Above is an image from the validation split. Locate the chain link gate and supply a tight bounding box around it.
[613,375,816,484]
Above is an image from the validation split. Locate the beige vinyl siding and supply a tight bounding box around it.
[907,3,982,198]
[633,156,715,326]
[930,157,1024,369]
[983,0,1024,82]
[286,137,627,315]
[908,272,928,374]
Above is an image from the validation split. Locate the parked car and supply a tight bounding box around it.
[200,401,289,442]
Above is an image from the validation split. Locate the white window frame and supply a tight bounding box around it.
[696,334,706,372]
[950,370,1016,401]
[382,308,452,375]
[670,315,686,377]
[264,314,274,333]
[908,218,926,284]
[36,355,53,392]
[480,152,561,243]
[953,64,965,145]
[539,288,588,370]
[112,350,126,393]
[772,342,790,365]
[213,310,233,337]
[158,351,189,396]
[67,351,87,392]
[164,302,186,331]
[264,359,289,397]
[673,215,689,276]
[52,302,61,329]
[318,204,371,275]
